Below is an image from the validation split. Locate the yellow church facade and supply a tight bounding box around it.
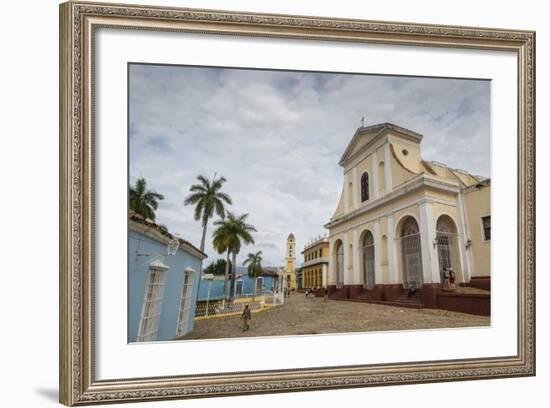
[325,123,490,313]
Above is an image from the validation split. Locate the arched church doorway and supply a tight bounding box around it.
[362,230,375,289]
[400,216,423,288]
[435,215,461,286]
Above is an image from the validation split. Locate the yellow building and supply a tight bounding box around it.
[284,233,298,291]
[301,237,330,289]
[325,123,491,310]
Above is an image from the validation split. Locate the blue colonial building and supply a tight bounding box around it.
[128,211,207,342]
[197,268,281,301]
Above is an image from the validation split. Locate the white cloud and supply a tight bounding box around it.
[129,64,490,266]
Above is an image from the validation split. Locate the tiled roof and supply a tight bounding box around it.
[128,210,207,258]
[259,269,279,277]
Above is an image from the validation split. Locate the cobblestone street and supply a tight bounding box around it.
[177,293,490,340]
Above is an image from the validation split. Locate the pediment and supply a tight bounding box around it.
[338,123,423,167]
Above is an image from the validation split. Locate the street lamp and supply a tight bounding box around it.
[166,237,180,256]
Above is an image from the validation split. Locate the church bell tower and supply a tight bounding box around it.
[285,233,297,290]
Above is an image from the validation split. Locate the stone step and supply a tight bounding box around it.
[366,299,424,309]
[342,298,424,309]
[394,296,423,303]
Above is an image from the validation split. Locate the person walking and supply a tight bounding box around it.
[323,287,328,302]
[241,304,251,331]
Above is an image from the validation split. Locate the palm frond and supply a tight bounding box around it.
[216,191,232,205]
[193,199,204,221]
[214,198,226,219]
[147,191,165,200]
[210,176,227,191]
[188,184,207,193]
[183,192,203,205]
[213,218,225,227]
[240,231,255,245]
[196,174,211,188]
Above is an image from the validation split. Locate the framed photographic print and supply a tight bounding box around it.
[59,1,536,405]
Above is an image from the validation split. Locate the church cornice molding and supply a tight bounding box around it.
[326,195,458,237]
[325,173,459,229]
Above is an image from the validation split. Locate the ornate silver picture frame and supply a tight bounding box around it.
[59,1,535,405]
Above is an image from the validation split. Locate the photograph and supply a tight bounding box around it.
[57,1,536,404]
[127,63,492,343]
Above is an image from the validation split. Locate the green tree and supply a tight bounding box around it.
[184,174,232,252]
[203,258,232,276]
[212,212,256,301]
[129,177,164,221]
[243,251,263,296]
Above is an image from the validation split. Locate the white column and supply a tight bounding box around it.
[352,167,359,209]
[342,234,350,285]
[322,264,327,287]
[457,191,473,282]
[386,214,399,283]
[328,239,335,285]
[373,220,382,284]
[352,230,361,285]
[384,142,393,192]
[372,151,379,200]
[419,201,441,284]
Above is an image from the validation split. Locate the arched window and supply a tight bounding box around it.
[400,217,423,288]
[362,231,375,289]
[436,215,461,286]
[361,172,370,202]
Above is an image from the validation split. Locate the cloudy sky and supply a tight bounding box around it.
[129,64,490,268]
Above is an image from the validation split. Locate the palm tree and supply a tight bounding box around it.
[212,212,256,301]
[184,174,232,252]
[129,177,164,221]
[243,251,263,278]
[243,251,263,296]
[212,228,232,299]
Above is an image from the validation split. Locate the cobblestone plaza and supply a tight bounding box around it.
[178,293,489,340]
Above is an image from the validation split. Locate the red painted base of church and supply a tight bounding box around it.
[436,291,490,316]
[328,284,438,303]
[328,283,490,316]
[327,285,364,299]
[467,276,491,291]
